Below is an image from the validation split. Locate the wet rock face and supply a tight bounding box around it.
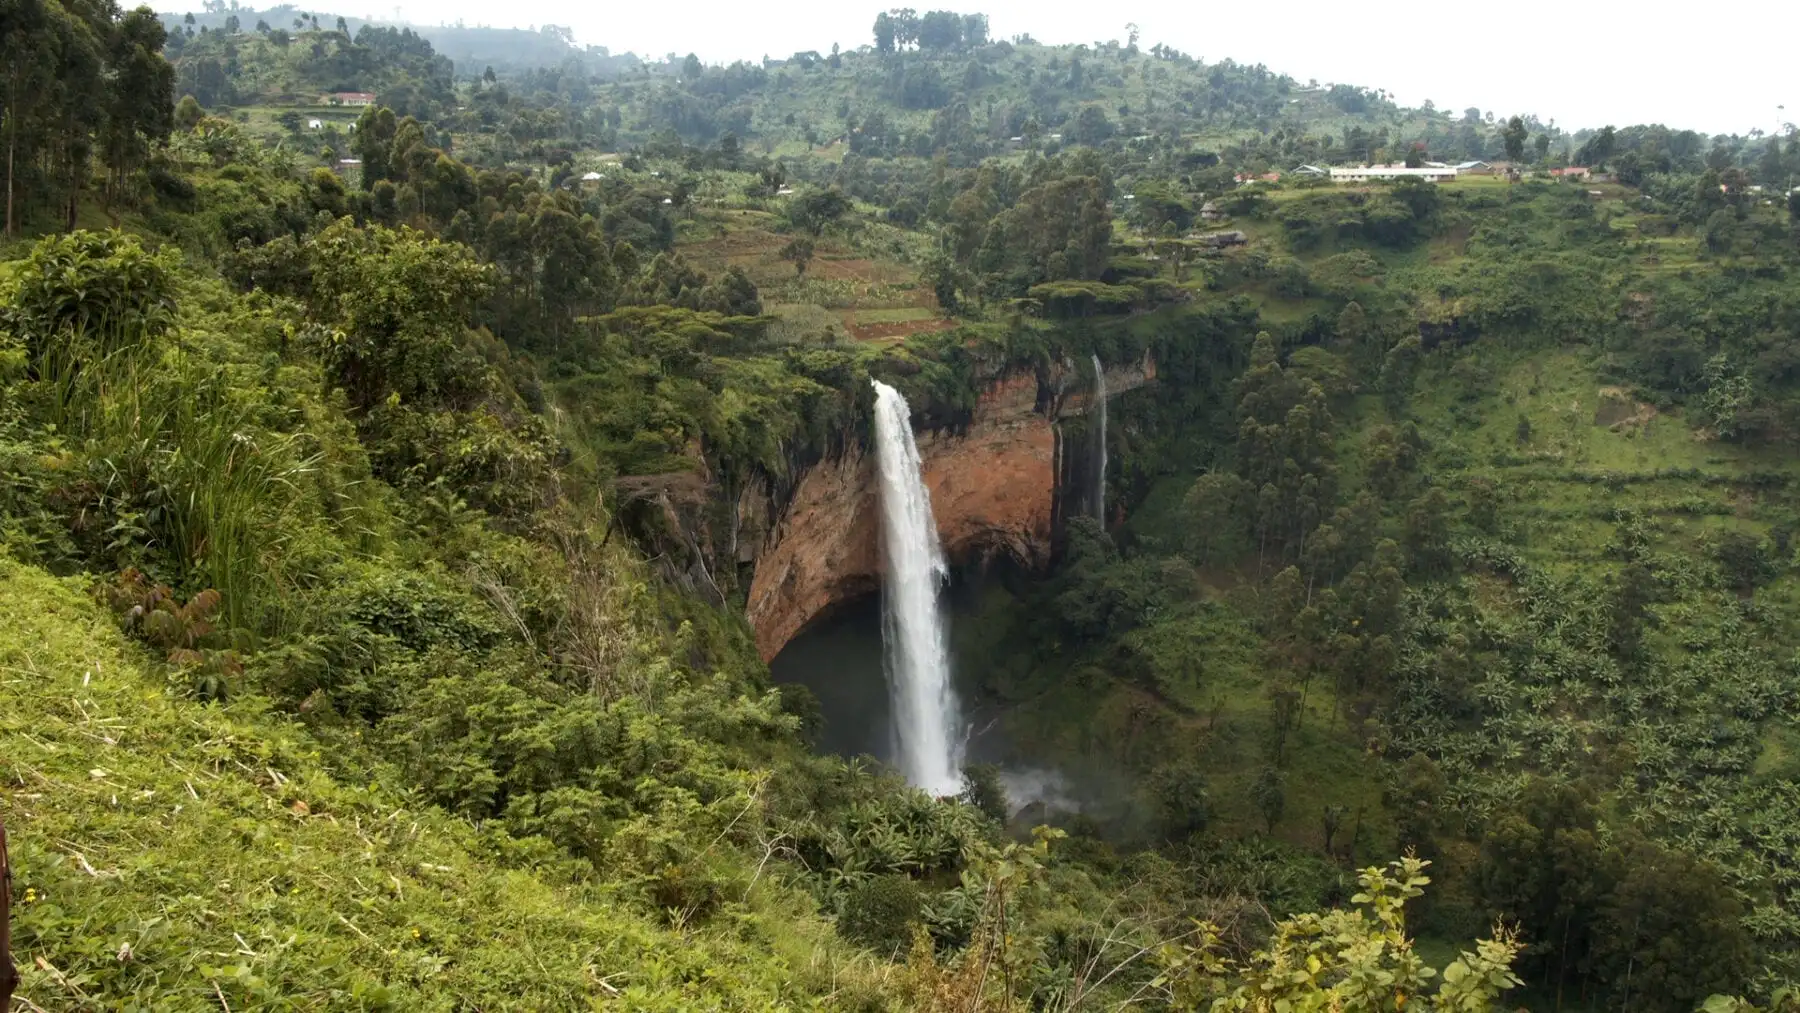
[745,356,1153,662]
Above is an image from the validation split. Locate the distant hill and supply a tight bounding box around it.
[154,5,1584,166]
[155,4,643,78]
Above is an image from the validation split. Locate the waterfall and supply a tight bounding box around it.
[1092,354,1108,522]
[869,380,963,795]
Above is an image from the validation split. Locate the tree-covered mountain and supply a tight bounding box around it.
[4,3,1800,1011]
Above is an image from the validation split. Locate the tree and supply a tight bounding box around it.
[102,6,175,202]
[1072,104,1114,146]
[1181,471,1249,565]
[353,105,398,190]
[872,12,896,53]
[1403,487,1453,576]
[890,7,919,48]
[304,219,494,411]
[1502,116,1527,161]
[335,15,347,33]
[960,763,1008,824]
[681,53,702,81]
[1,0,52,235]
[1251,765,1286,834]
[1590,838,1755,1012]
[174,94,202,131]
[1587,125,1616,168]
[916,9,962,51]
[975,175,1111,293]
[961,13,988,47]
[1533,133,1551,162]
[919,250,962,312]
[1147,760,1210,841]
[789,186,851,235]
[1234,332,1337,562]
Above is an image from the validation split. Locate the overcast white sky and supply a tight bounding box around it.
[374,0,1793,136]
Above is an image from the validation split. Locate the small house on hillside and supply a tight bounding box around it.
[1454,160,1495,174]
[322,92,376,107]
[1291,164,1328,177]
[1193,229,1248,249]
[1199,199,1223,221]
[1330,165,1459,183]
[1550,166,1591,180]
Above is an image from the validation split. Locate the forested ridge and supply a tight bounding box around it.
[2,3,1800,1010]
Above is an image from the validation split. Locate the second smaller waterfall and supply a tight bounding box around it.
[1092,355,1108,522]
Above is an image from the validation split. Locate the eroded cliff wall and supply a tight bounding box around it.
[745,355,1153,662]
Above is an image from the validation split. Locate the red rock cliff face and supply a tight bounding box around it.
[745,355,1153,662]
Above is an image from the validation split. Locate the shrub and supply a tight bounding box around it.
[839,874,923,955]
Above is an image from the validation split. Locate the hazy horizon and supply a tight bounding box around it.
[198,0,1800,137]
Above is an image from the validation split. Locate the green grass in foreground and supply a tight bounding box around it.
[0,555,884,1011]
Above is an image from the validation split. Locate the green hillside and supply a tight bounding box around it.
[0,557,886,1010]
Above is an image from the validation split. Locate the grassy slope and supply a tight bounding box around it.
[674,206,948,345]
[0,555,877,1011]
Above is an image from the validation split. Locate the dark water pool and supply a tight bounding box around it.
[768,576,1010,768]
[769,573,1141,825]
[767,595,897,763]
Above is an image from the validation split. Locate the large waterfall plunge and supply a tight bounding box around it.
[869,380,963,795]
[1092,355,1108,522]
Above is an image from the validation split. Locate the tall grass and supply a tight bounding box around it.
[38,335,321,634]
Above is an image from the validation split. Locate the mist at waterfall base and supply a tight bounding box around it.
[767,577,1091,816]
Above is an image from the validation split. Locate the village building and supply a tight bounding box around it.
[1191,229,1248,249]
[322,92,376,107]
[1330,164,1459,183]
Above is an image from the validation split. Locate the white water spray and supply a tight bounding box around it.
[870,380,963,795]
[1092,355,1108,522]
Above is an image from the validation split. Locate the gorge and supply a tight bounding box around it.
[743,352,1156,664]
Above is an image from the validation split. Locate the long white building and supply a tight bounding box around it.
[1330,165,1459,183]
